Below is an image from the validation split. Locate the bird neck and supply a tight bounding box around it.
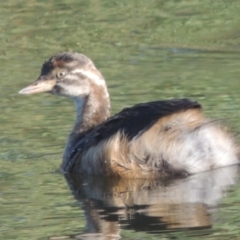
[62,80,110,168]
[72,86,110,134]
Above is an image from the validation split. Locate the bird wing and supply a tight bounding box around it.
[69,98,201,159]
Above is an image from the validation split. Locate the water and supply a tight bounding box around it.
[1,0,240,239]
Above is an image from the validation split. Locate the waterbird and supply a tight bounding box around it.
[19,52,239,178]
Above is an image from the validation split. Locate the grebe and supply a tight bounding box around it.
[19,52,239,178]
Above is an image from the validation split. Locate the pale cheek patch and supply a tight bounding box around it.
[58,82,90,97]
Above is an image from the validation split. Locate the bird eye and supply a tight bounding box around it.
[56,71,66,79]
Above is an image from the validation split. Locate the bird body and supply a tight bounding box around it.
[19,52,239,178]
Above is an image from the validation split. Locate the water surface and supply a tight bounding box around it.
[1,0,240,239]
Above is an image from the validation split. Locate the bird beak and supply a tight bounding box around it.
[19,79,56,95]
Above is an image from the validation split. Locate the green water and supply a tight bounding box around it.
[1,0,240,239]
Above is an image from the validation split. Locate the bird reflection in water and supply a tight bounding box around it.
[49,165,239,239]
